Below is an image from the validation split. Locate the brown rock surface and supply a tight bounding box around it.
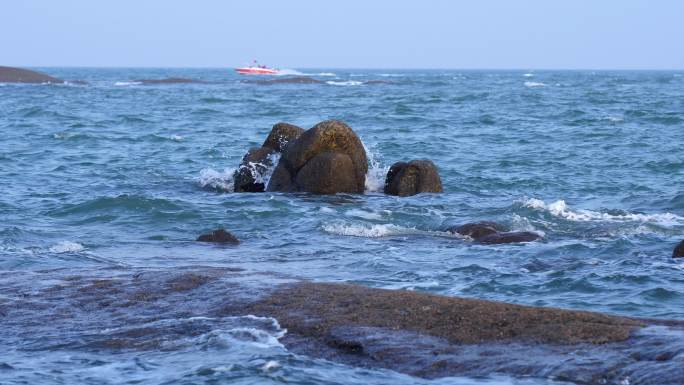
[384,159,443,196]
[0,66,63,84]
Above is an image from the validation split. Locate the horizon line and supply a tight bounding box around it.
[9,65,684,72]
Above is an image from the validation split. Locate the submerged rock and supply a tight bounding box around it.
[196,229,239,244]
[447,221,540,244]
[0,66,63,84]
[267,120,368,194]
[674,240,684,258]
[384,160,443,197]
[7,268,684,384]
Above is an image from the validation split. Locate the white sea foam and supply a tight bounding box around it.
[326,80,363,86]
[198,167,235,192]
[322,222,422,237]
[524,81,546,87]
[276,69,336,77]
[344,209,385,221]
[170,134,184,141]
[49,241,85,253]
[114,81,142,86]
[604,116,624,122]
[521,198,683,225]
[523,73,534,77]
[363,143,389,193]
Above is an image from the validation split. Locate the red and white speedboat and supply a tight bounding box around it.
[235,61,279,75]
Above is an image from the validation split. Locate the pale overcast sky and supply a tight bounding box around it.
[2,0,683,69]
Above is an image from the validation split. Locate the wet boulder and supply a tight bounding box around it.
[233,146,276,192]
[447,221,540,244]
[674,240,684,258]
[262,122,305,152]
[233,123,304,193]
[267,120,368,194]
[196,229,239,244]
[384,160,443,197]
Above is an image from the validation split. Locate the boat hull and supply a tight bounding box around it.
[235,67,279,75]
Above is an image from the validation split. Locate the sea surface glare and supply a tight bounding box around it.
[1,68,683,384]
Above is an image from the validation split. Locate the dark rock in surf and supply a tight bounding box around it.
[196,229,239,244]
[233,123,304,192]
[477,231,540,244]
[0,66,63,84]
[262,122,305,152]
[233,146,276,192]
[384,159,443,197]
[446,221,540,244]
[267,120,368,194]
[243,76,324,85]
[674,240,684,258]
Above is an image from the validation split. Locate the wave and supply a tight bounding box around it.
[49,241,85,253]
[198,168,235,192]
[524,81,546,87]
[276,69,336,77]
[322,222,421,237]
[114,81,142,86]
[521,198,684,225]
[344,209,386,221]
[523,73,534,77]
[326,80,363,86]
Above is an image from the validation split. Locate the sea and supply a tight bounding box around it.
[1,68,683,384]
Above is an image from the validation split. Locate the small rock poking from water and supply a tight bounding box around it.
[196,229,239,244]
[0,66,63,84]
[267,120,368,194]
[384,159,443,197]
[447,221,540,244]
[674,240,684,258]
[233,122,304,192]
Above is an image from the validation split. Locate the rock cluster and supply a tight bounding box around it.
[196,229,239,244]
[267,120,368,194]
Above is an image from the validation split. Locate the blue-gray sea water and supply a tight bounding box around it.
[1,68,683,384]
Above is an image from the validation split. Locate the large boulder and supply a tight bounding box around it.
[233,123,304,192]
[267,120,368,194]
[384,159,443,197]
[446,221,540,244]
[0,66,63,84]
[262,122,305,152]
[674,240,684,258]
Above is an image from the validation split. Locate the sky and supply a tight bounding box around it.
[2,0,683,69]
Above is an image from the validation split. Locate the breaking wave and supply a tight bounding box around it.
[326,80,363,86]
[521,198,684,225]
[322,222,422,237]
[524,81,546,87]
[114,81,142,86]
[49,241,85,253]
[198,168,235,192]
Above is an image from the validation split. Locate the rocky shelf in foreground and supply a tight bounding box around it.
[3,267,683,384]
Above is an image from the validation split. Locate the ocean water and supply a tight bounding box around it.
[1,68,683,384]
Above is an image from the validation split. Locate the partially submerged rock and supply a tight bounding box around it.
[0,66,63,84]
[233,146,276,192]
[267,120,368,194]
[674,240,684,258]
[447,221,540,244]
[384,159,443,197]
[233,122,304,192]
[196,229,239,244]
